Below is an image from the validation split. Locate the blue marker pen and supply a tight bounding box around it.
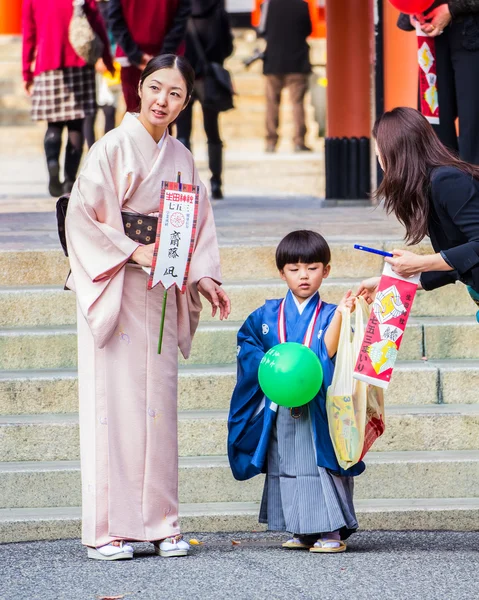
[354,244,394,258]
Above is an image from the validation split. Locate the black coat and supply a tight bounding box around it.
[263,0,312,75]
[420,166,479,293]
[184,0,233,77]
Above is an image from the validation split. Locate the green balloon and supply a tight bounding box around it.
[258,342,324,408]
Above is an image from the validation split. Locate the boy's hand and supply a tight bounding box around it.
[337,289,356,313]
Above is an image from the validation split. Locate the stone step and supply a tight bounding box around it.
[2,497,478,543]
[0,318,410,371]
[0,107,31,126]
[0,243,389,286]
[3,359,478,416]
[0,279,473,329]
[1,451,478,510]
[1,405,478,462]
[2,314,478,370]
[0,93,31,110]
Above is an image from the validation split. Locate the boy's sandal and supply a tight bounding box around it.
[282,537,314,549]
[153,534,190,557]
[87,540,134,561]
[309,539,347,554]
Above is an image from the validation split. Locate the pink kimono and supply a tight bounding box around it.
[65,113,221,547]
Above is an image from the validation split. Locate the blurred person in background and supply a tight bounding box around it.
[108,0,191,112]
[84,0,122,148]
[22,0,113,197]
[176,0,234,200]
[398,1,479,164]
[262,0,313,153]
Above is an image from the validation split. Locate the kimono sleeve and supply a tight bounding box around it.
[66,175,140,284]
[227,306,268,480]
[65,144,140,348]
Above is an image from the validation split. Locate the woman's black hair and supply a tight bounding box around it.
[275,230,331,270]
[139,54,195,101]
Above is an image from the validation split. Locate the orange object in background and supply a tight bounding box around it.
[326,0,371,138]
[0,0,22,35]
[252,0,326,38]
[383,0,417,111]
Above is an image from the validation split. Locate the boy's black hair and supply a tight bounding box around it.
[275,230,331,271]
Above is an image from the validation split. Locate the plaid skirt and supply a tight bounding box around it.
[31,66,96,122]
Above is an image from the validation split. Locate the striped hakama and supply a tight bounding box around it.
[259,405,358,538]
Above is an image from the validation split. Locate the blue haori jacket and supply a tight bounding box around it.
[227,291,366,481]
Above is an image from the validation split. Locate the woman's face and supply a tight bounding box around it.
[374,140,385,171]
[138,68,188,139]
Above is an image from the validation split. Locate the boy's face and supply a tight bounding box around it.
[280,262,330,302]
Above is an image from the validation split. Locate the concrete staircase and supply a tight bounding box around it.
[1,242,479,543]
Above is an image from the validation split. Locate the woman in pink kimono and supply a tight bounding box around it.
[65,54,230,561]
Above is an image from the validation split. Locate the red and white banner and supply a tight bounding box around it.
[148,181,199,293]
[417,24,439,125]
[353,263,420,390]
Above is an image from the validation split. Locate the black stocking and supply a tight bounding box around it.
[64,119,85,192]
[102,104,116,134]
[44,122,64,197]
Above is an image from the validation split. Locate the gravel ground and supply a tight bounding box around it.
[1,531,478,600]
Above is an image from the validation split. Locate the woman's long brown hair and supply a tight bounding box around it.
[373,107,479,245]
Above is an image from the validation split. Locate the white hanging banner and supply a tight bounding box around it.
[148,180,199,293]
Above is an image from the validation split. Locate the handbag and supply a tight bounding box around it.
[326,297,385,470]
[187,19,235,113]
[69,0,104,65]
[56,195,158,257]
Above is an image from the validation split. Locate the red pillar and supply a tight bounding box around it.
[0,0,22,35]
[326,0,371,138]
[325,0,372,199]
[383,1,417,111]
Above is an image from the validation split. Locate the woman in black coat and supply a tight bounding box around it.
[176,0,234,199]
[359,107,479,316]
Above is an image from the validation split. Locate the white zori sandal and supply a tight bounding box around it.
[154,534,190,557]
[87,540,134,561]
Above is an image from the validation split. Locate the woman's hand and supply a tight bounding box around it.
[131,243,155,267]
[23,81,33,96]
[95,58,107,74]
[138,53,153,71]
[415,5,452,37]
[357,276,380,304]
[337,289,356,313]
[384,249,424,278]
[197,278,231,320]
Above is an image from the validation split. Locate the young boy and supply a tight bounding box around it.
[227,230,364,554]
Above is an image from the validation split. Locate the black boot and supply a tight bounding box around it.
[44,124,63,197]
[208,143,224,200]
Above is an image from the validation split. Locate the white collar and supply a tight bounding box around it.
[292,292,315,315]
[157,129,167,150]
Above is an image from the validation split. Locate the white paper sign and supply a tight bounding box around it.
[148,182,199,293]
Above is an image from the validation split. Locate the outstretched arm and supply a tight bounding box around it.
[324,291,355,358]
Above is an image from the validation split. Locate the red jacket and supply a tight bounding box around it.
[22,0,113,82]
